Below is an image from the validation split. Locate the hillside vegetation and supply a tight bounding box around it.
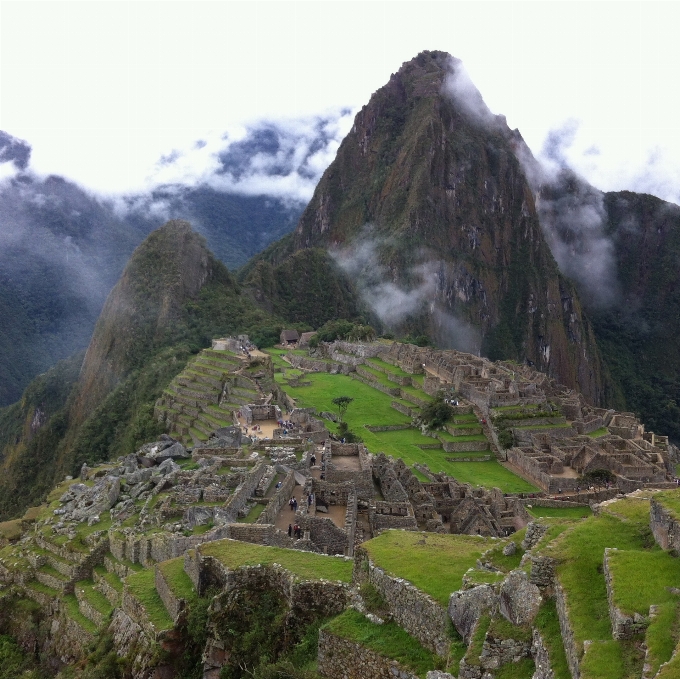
[0,221,284,520]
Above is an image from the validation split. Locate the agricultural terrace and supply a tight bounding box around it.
[361,530,491,606]
[323,609,447,678]
[198,539,353,582]
[269,354,538,493]
[537,497,680,679]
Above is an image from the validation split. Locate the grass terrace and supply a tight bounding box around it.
[323,609,445,677]
[366,357,413,378]
[63,594,98,634]
[606,549,680,616]
[645,601,680,678]
[526,505,592,520]
[125,569,174,631]
[652,489,680,521]
[534,600,571,679]
[362,531,490,606]
[199,539,353,583]
[157,557,196,600]
[237,503,266,523]
[539,498,656,678]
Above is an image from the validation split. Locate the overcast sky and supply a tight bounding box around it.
[1,1,679,203]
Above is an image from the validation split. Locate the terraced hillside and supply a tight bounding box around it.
[154,348,263,445]
[271,347,539,493]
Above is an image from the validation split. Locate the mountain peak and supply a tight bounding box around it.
[72,220,218,424]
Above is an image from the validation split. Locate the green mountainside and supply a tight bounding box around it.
[592,191,680,441]
[0,220,283,520]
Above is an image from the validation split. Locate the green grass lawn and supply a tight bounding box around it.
[324,609,445,677]
[271,366,535,492]
[587,427,610,438]
[125,569,174,630]
[199,539,353,582]
[527,506,592,519]
[362,531,490,606]
[277,372,410,429]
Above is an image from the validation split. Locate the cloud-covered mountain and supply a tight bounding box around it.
[0,114,352,405]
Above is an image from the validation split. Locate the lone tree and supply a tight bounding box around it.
[332,396,354,423]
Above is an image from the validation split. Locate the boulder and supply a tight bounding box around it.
[137,439,175,457]
[122,453,138,474]
[499,570,542,626]
[80,463,89,480]
[502,542,517,556]
[137,456,156,468]
[157,458,181,475]
[449,585,497,641]
[213,426,242,447]
[124,468,153,485]
[148,442,189,462]
[69,477,121,520]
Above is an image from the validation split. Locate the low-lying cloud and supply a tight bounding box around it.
[512,122,621,309]
[330,227,481,354]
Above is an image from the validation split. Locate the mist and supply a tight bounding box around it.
[330,227,481,354]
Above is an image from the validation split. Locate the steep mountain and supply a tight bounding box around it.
[257,50,607,404]
[591,191,680,440]
[0,220,281,519]
[0,130,304,407]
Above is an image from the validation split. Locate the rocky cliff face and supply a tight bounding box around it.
[291,51,606,404]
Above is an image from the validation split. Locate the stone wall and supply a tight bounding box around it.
[222,462,268,522]
[155,564,185,622]
[258,470,296,525]
[650,498,680,552]
[554,580,581,679]
[365,424,412,432]
[529,556,556,590]
[317,628,419,679]
[442,440,490,453]
[108,608,159,679]
[353,548,450,656]
[603,548,647,639]
[344,488,358,557]
[532,629,555,679]
[202,558,348,617]
[304,516,349,555]
[48,604,95,665]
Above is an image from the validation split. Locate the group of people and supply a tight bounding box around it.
[289,496,298,512]
[288,523,303,539]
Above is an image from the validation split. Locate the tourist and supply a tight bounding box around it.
[288,524,292,537]
[307,493,312,507]
[310,454,316,466]
[293,498,298,511]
